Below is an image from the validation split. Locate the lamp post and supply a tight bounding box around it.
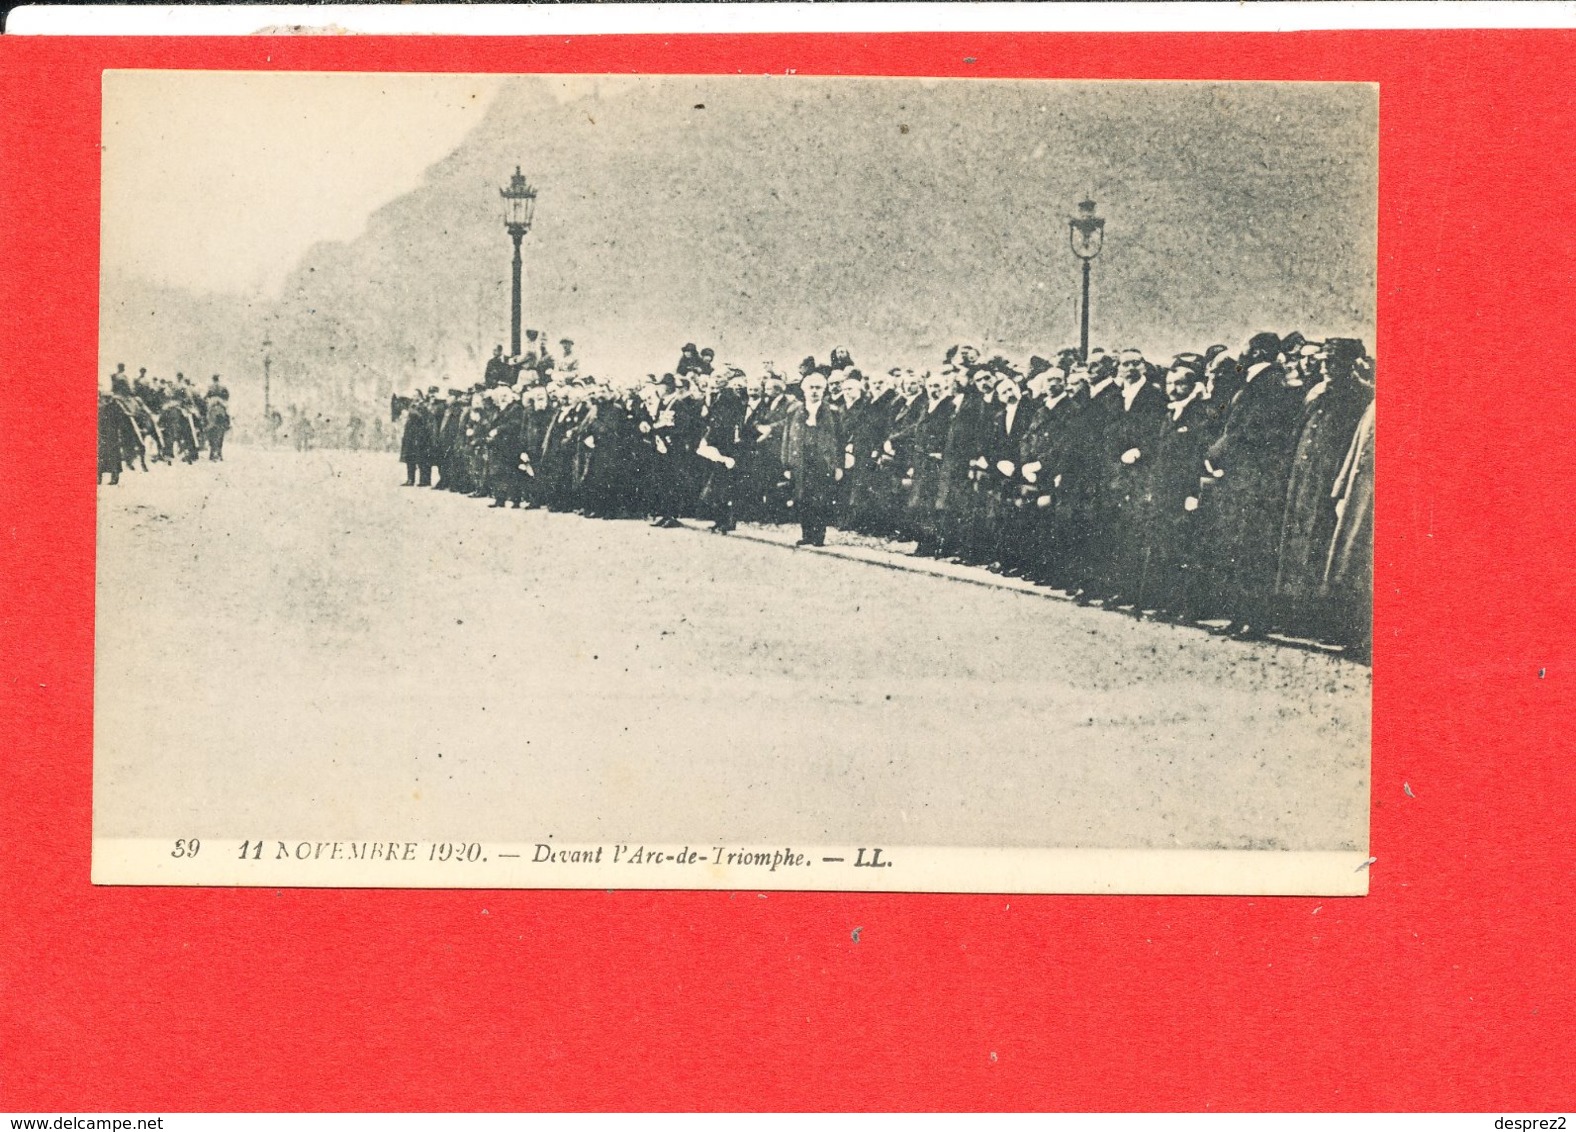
[500,166,539,357]
[1068,198,1105,362]
[261,334,273,421]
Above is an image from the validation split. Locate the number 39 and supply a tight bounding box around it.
[171,838,201,858]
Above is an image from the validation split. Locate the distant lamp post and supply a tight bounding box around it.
[261,334,273,421]
[500,166,539,356]
[1068,198,1105,362]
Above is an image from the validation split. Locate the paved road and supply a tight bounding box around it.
[95,446,1369,850]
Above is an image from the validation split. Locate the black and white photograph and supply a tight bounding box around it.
[93,71,1376,892]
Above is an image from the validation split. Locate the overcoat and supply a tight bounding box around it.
[1275,379,1374,600]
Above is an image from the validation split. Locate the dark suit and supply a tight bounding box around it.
[1137,396,1212,613]
[1101,380,1168,597]
[669,395,707,518]
[780,401,845,545]
[1274,378,1374,629]
[738,393,789,521]
[1016,393,1082,584]
[879,393,929,539]
[1063,381,1121,591]
[937,390,993,559]
[838,390,894,533]
[521,402,556,506]
[905,395,958,553]
[700,387,748,529]
[1200,368,1305,625]
[979,398,1034,569]
[487,400,528,506]
[399,402,437,485]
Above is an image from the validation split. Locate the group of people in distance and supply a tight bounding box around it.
[395,331,1375,661]
[98,364,232,484]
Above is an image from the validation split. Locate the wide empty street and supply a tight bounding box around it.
[95,447,1369,851]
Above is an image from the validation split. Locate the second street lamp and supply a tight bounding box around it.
[1068,198,1105,363]
[500,165,539,357]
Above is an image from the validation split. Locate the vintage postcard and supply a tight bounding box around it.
[93,71,1375,892]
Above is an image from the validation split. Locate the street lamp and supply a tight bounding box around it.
[261,334,273,421]
[1068,198,1105,362]
[500,165,539,357]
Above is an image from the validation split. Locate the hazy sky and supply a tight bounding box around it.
[101,72,1376,384]
[102,71,505,294]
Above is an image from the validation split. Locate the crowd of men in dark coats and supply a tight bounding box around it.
[99,364,232,484]
[396,331,1375,660]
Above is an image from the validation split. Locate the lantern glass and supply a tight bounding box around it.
[1068,198,1105,261]
[501,166,537,232]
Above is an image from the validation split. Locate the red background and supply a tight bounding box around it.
[2,30,1572,1111]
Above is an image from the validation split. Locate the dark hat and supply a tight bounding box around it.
[1323,337,1367,365]
[1242,332,1283,366]
[1027,355,1052,377]
[985,354,1020,378]
[427,385,440,394]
